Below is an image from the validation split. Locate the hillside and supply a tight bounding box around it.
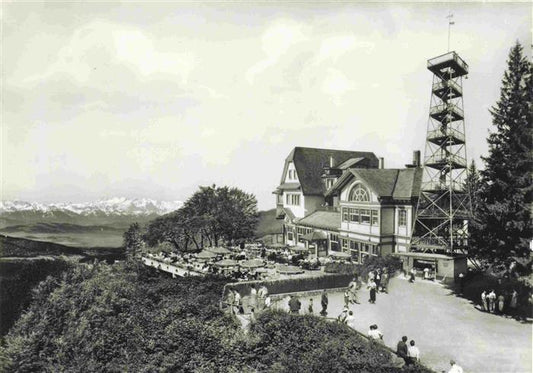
[0,234,124,260]
[255,208,283,238]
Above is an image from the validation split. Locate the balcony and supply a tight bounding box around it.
[427,51,469,79]
[421,181,464,193]
[425,153,466,169]
[432,79,462,100]
[430,103,464,123]
[427,127,465,146]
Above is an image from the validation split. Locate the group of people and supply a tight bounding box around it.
[367,268,389,304]
[226,284,271,316]
[396,336,420,366]
[481,288,518,315]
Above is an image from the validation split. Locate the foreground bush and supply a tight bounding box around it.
[235,310,433,373]
[1,261,434,373]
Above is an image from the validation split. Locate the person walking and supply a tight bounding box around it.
[348,278,359,303]
[320,289,329,316]
[396,336,409,365]
[481,290,488,312]
[409,268,416,283]
[368,278,377,304]
[448,360,464,373]
[288,295,301,314]
[488,289,497,313]
[406,340,420,365]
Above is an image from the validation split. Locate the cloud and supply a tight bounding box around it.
[22,20,195,86]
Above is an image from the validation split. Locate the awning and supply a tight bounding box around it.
[301,231,328,241]
[329,251,351,259]
[196,250,218,259]
[206,246,231,255]
[215,259,239,267]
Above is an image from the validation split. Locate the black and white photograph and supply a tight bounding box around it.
[1,1,531,372]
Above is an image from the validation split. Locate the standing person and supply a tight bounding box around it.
[338,306,349,324]
[448,360,464,373]
[488,289,497,313]
[406,340,420,365]
[368,278,377,304]
[288,295,301,314]
[226,289,235,314]
[346,310,356,329]
[423,267,430,280]
[249,284,258,310]
[348,278,359,303]
[234,290,243,315]
[344,289,351,308]
[458,272,465,293]
[396,336,409,365]
[264,295,271,309]
[497,292,505,314]
[320,289,329,316]
[381,269,389,293]
[375,269,381,290]
[367,324,383,342]
[308,298,314,314]
[481,290,488,311]
[509,289,518,315]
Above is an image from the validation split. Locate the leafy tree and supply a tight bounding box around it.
[475,42,532,261]
[123,222,144,259]
[145,185,259,250]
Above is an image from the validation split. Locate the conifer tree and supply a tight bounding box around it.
[476,42,532,260]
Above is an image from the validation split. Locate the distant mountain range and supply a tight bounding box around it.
[0,198,183,227]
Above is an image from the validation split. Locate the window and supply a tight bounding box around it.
[342,207,349,222]
[360,209,371,224]
[399,209,407,227]
[287,168,298,181]
[348,184,370,202]
[371,210,379,226]
[286,193,300,206]
[330,234,339,251]
[287,231,294,241]
[277,194,283,204]
[341,238,349,250]
[326,178,335,189]
[349,208,359,223]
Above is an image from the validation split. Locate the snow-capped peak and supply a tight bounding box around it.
[0,198,183,216]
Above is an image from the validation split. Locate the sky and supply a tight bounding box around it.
[2,1,531,210]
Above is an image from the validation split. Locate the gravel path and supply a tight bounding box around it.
[272,275,531,373]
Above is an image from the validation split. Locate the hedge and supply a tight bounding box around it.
[224,273,353,298]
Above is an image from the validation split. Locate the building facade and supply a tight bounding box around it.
[274,146,422,263]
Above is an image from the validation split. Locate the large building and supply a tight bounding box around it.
[274,146,423,263]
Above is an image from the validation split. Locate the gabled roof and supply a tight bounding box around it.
[296,210,341,231]
[325,167,422,200]
[337,157,365,170]
[280,147,379,195]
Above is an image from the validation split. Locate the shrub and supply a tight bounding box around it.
[324,262,358,275]
[355,255,402,281]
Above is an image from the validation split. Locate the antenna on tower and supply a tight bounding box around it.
[447,13,455,52]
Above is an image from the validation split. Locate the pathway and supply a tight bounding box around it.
[272,275,531,373]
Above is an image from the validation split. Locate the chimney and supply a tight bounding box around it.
[413,150,421,167]
[378,157,384,169]
[329,156,335,168]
